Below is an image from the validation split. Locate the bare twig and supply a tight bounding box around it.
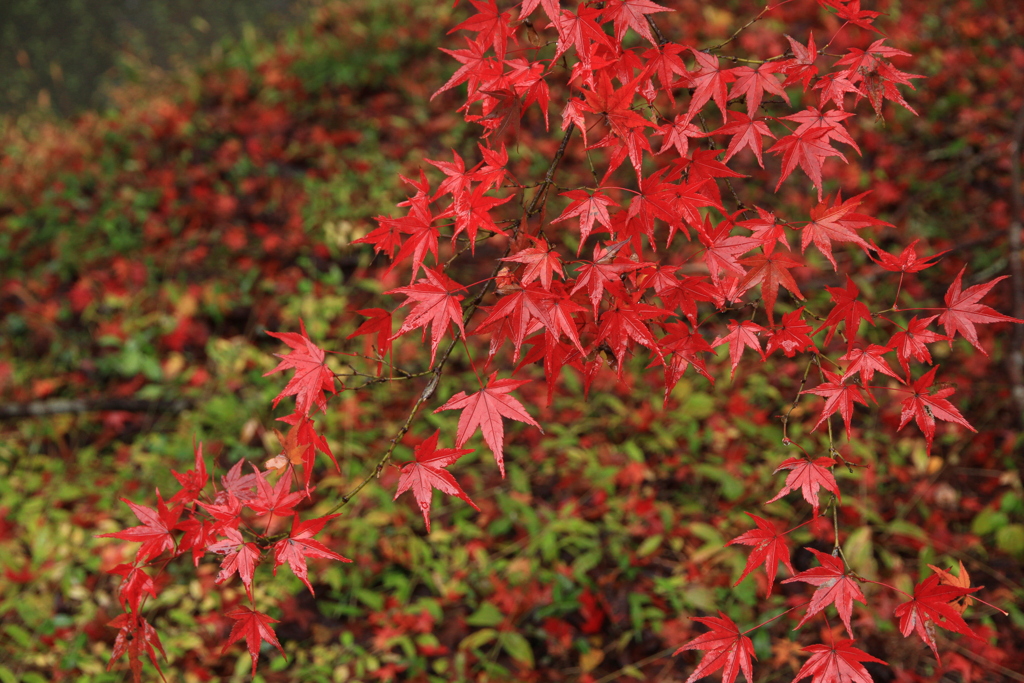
[0,397,193,420]
[1007,101,1024,428]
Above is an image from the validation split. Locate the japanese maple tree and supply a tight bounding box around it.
[97,0,1021,680]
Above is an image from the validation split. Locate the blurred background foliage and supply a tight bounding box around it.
[0,0,1022,681]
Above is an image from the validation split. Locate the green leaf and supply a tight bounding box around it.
[500,631,535,668]
[466,602,504,627]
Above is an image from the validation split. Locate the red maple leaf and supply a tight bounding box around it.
[800,192,889,270]
[434,372,541,476]
[98,493,181,564]
[107,613,166,683]
[869,238,946,274]
[222,606,287,677]
[448,0,514,60]
[712,319,767,378]
[781,32,818,90]
[782,548,866,636]
[840,344,899,383]
[802,370,869,440]
[553,189,618,251]
[938,267,1024,353]
[394,429,479,532]
[815,277,874,351]
[169,441,209,505]
[766,307,817,358]
[728,513,794,596]
[736,248,805,325]
[766,457,840,516]
[552,4,614,72]
[887,315,948,374]
[208,527,262,599]
[729,62,789,115]
[686,49,738,120]
[674,611,755,683]
[347,308,393,373]
[768,127,847,201]
[248,467,306,518]
[264,320,337,417]
[500,238,564,289]
[591,298,670,377]
[894,574,980,662]
[273,514,351,595]
[656,114,706,157]
[794,640,887,683]
[714,111,776,168]
[387,266,467,364]
[897,366,975,453]
[603,0,672,44]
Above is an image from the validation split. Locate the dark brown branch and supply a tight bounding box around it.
[0,397,194,420]
[1009,101,1024,429]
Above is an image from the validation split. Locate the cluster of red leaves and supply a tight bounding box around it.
[97,0,1023,680]
[100,436,350,677]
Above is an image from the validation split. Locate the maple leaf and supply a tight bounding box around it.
[840,344,899,383]
[675,611,755,683]
[387,266,467,365]
[570,244,649,315]
[766,457,840,516]
[736,248,805,325]
[894,574,981,662]
[938,267,1024,354]
[552,189,618,251]
[394,430,479,532]
[552,4,614,72]
[169,441,209,505]
[793,640,887,683]
[470,283,557,361]
[222,606,287,677]
[802,370,869,440]
[697,216,760,284]
[435,372,541,476]
[273,514,352,595]
[208,527,262,599]
[500,238,564,289]
[766,307,817,358]
[768,127,847,201]
[729,62,789,115]
[347,308,393,373]
[107,613,166,683]
[869,239,945,274]
[248,466,306,518]
[712,320,767,378]
[887,315,948,375]
[686,49,738,120]
[603,0,672,44]
[108,564,157,614]
[782,107,860,153]
[926,561,975,614]
[98,492,181,564]
[448,0,515,61]
[713,111,776,168]
[444,184,512,249]
[591,298,670,377]
[800,193,889,270]
[815,277,873,351]
[434,37,502,101]
[782,548,866,636]
[728,513,795,596]
[656,114,706,157]
[836,39,922,117]
[264,320,337,417]
[897,366,975,453]
[653,320,714,395]
[781,32,818,90]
